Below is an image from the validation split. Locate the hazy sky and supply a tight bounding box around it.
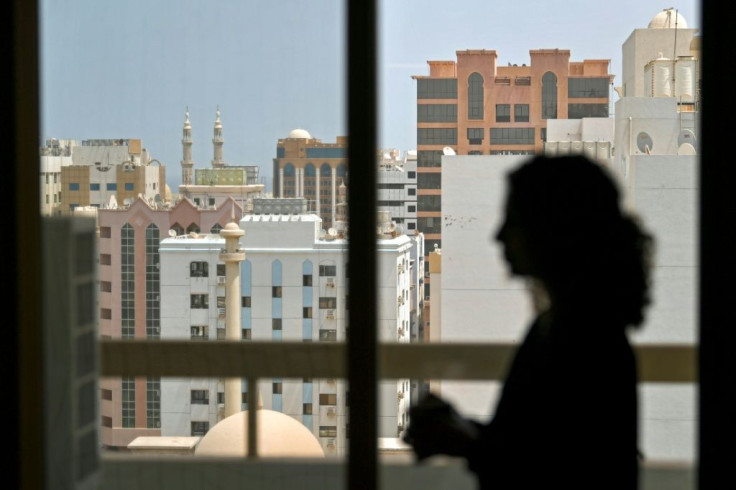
[40,1,699,192]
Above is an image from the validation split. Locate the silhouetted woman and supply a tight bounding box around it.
[404,154,654,490]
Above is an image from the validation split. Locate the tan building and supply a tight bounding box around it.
[411,49,613,254]
[272,129,348,229]
[60,138,167,215]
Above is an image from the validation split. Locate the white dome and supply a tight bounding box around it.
[287,128,312,139]
[194,410,325,458]
[648,8,688,29]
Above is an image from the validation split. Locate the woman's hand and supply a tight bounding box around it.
[403,393,480,461]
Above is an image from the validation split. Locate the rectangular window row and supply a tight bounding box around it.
[568,77,610,98]
[489,128,535,145]
[416,103,457,122]
[495,104,529,123]
[417,78,457,99]
[417,128,458,145]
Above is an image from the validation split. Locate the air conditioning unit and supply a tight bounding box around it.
[218,308,226,317]
[217,276,226,285]
[327,407,336,417]
[326,277,335,287]
[326,439,336,449]
[326,378,336,385]
[398,392,404,400]
[398,264,404,273]
[326,309,335,319]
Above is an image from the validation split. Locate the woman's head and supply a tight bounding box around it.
[495,154,654,327]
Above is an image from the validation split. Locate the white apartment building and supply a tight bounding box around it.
[40,138,76,216]
[158,206,422,456]
[377,149,418,233]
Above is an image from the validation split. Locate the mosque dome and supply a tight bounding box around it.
[287,128,312,139]
[648,8,688,29]
[194,410,325,458]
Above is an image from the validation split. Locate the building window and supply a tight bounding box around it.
[467,72,484,119]
[490,128,535,145]
[542,71,558,119]
[514,104,530,122]
[242,328,251,340]
[107,183,117,190]
[191,389,209,405]
[407,222,416,230]
[417,128,457,145]
[319,297,337,309]
[125,183,134,191]
[320,329,337,341]
[102,416,113,428]
[101,389,112,400]
[568,103,609,118]
[467,127,484,145]
[416,103,457,122]
[273,381,283,394]
[121,224,135,339]
[319,426,338,438]
[191,421,209,436]
[408,171,416,179]
[272,318,282,330]
[418,173,441,190]
[408,188,416,196]
[190,261,208,278]
[303,274,312,286]
[146,377,160,429]
[191,325,208,340]
[303,307,313,318]
[319,393,337,405]
[303,403,313,415]
[190,294,208,309]
[417,78,457,99]
[242,296,251,307]
[122,376,135,428]
[217,264,226,276]
[90,183,100,191]
[541,127,547,142]
[417,151,442,168]
[417,195,441,212]
[319,265,337,276]
[496,104,511,123]
[408,205,416,213]
[272,286,282,298]
[568,77,609,98]
[208,197,215,206]
[468,150,482,155]
[418,217,442,234]
[69,183,79,191]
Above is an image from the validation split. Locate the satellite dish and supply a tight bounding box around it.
[388,222,397,232]
[328,228,338,238]
[677,129,697,149]
[123,198,133,206]
[636,132,654,154]
[168,229,177,237]
[442,147,456,156]
[154,194,163,203]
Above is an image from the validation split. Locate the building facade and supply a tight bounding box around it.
[272,129,348,229]
[411,49,613,254]
[60,138,166,215]
[178,108,265,211]
[156,202,422,456]
[96,196,244,449]
[40,138,76,216]
[377,149,418,234]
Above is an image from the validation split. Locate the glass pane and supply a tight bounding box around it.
[41,0,348,481]
[380,0,700,484]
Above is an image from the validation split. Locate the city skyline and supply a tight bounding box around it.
[40,1,698,192]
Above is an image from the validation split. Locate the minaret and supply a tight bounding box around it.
[181,108,195,185]
[219,220,246,418]
[212,106,226,168]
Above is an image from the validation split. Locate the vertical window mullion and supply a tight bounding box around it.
[347,1,377,489]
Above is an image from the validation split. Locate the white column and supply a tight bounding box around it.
[316,172,321,217]
[279,168,284,198]
[219,222,246,419]
[331,167,337,227]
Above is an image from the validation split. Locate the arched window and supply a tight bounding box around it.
[283,163,295,176]
[468,72,484,120]
[542,71,558,119]
[320,163,332,177]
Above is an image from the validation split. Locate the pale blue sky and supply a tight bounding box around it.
[40,1,699,191]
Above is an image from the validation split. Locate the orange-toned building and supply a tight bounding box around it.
[411,49,613,253]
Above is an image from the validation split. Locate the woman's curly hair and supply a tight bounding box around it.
[506,155,655,329]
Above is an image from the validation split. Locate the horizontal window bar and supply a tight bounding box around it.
[100,340,696,383]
